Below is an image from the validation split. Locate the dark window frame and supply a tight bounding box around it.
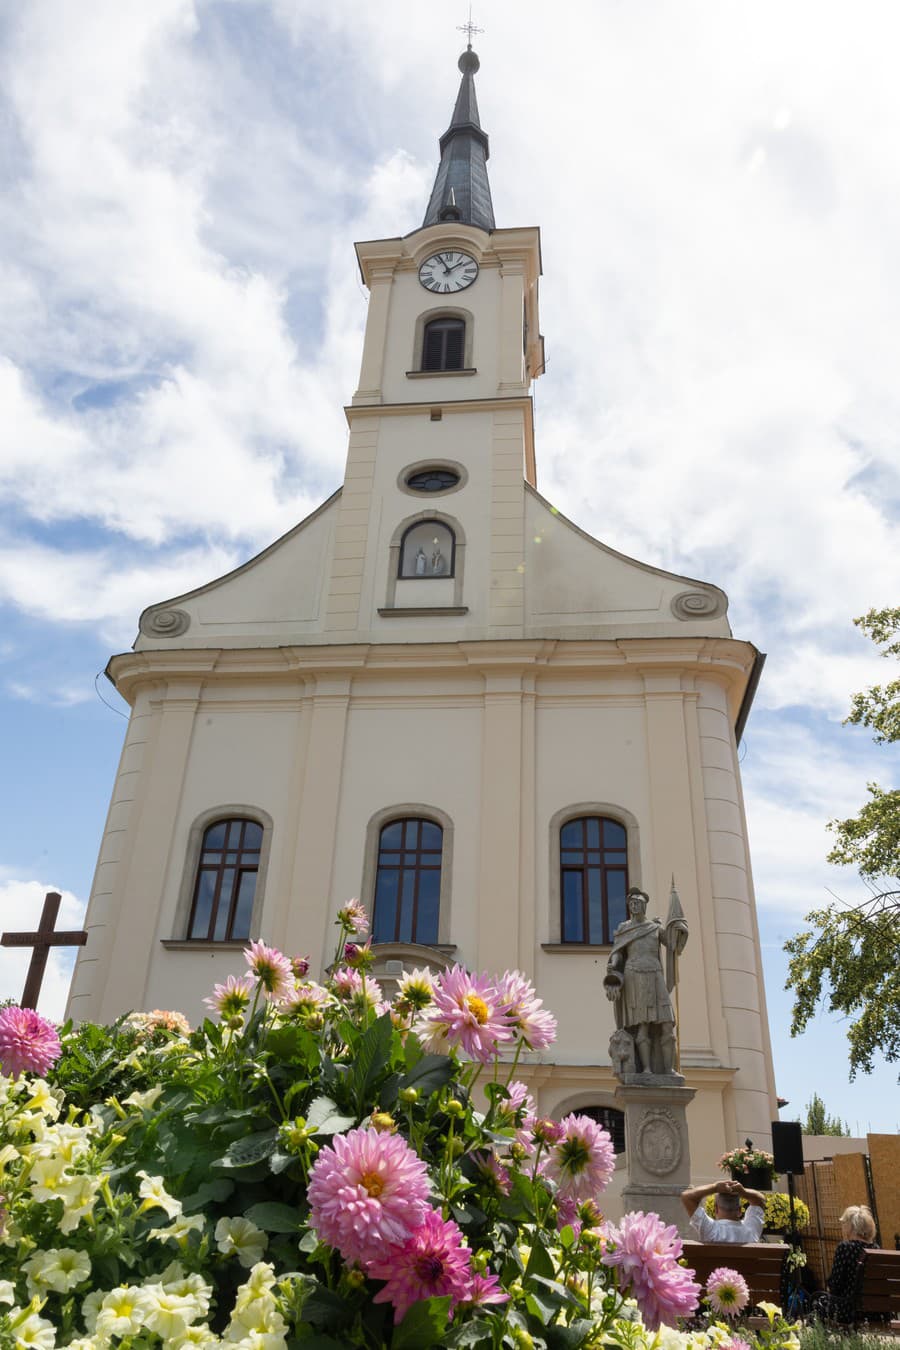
[580,1105,626,1155]
[560,815,629,945]
[372,817,443,945]
[422,317,465,372]
[397,519,456,578]
[405,468,461,493]
[187,817,261,942]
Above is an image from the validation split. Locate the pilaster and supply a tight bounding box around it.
[353,267,394,404]
[101,679,204,1020]
[489,407,526,631]
[477,672,524,971]
[285,673,353,973]
[325,419,379,634]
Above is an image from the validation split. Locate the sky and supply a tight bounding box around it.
[1,0,898,1134]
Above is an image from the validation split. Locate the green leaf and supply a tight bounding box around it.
[180,1178,234,1212]
[524,1235,556,1281]
[395,1053,454,1100]
[391,1296,453,1350]
[290,1335,347,1350]
[558,1223,576,1250]
[243,1201,302,1233]
[301,1285,355,1330]
[350,1011,394,1109]
[215,1128,277,1168]
[544,1321,595,1349]
[305,1095,357,1136]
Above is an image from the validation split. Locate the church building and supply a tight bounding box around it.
[68,44,778,1211]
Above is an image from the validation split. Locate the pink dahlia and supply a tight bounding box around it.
[244,940,293,1001]
[369,1208,473,1325]
[497,970,557,1050]
[0,1007,61,1079]
[307,1127,430,1268]
[337,899,369,937]
[418,966,513,1064]
[463,1272,509,1307]
[545,1113,616,1201]
[706,1267,750,1318]
[291,955,310,978]
[472,1151,511,1198]
[601,1210,701,1330]
[204,973,254,1019]
[505,1080,536,1119]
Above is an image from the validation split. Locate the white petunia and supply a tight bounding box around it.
[95,1286,155,1339]
[136,1170,182,1219]
[149,1212,206,1247]
[214,1217,268,1269]
[23,1246,91,1295]
[0,1279,14,1305]
[123,1085,164,1111]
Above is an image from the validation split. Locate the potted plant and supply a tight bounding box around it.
[718,1141,777,1191]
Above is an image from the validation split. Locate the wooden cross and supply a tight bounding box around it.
[1,891,87,1010]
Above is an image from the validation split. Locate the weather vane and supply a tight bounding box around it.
[457,5,484,48]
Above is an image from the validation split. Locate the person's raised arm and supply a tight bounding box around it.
[680,1181,722,1218]
[731,1182,766,1210]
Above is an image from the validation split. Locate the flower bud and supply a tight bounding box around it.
[399,1087,419,1105]
[445,1098,464,1117]
[369,1112,396,1134]
[291,955,310,978]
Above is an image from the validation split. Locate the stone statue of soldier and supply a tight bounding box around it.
[604,884,688,1078]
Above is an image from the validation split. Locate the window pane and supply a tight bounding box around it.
[587,867,603,943]
[231,871,257,940]
[416,869,440,944]
[189,871,217,939]
[561,850,582,866]
[560,821,582,848]
[562,871,584,942]
[380,822,403,849]
[420,821,442,850]
[244,822,263,849]
[201,851,220,865]
[404,820,420,847]
[213,869,235,941]
[226,822,242,847]
[225,852,238,865]
[373,869,399,943]
[204,822,227,849]
[604,850,627,864]
[586,818,601,848]
[403,852,418,866]
[587,850,602,864]
[379,851,401,865]
[398,871,416,944]
[604,820,627,848]
[607,870,627,937]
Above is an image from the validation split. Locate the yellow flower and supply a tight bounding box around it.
[57,1173,101,1234]
[757,1302,781,1324]
[149,1213,206,1248]
[96,1286,155,1339]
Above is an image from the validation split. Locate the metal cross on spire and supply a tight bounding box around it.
[457,5,483,48]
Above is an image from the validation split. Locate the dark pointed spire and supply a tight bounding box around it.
[423,47,495,233]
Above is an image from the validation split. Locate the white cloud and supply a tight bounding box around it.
[0,880,85,1022]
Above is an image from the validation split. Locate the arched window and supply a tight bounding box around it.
[422,317,465,372]
[372,818,442,945]
[580,1105,626,1155]
[560,816,628,945]
[187,818,262,941]
[399,519,455,578]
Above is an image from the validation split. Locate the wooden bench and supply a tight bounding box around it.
[852,1248,900,1330]
[682,1241,788,1310]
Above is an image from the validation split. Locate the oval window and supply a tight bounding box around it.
[405,468,460,493]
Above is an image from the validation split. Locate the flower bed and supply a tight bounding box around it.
[0,907,802,1349]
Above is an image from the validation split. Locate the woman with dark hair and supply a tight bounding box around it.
[812,1205,878,1325]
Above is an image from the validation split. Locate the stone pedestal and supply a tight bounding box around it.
[615,1077,696,1234]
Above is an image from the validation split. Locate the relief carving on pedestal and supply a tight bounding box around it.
[635,1107,682,1177]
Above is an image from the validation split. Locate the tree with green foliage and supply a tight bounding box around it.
[800,1092,849,1136]
[785,607,900,1079]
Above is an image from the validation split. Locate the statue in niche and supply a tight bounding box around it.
[603,883,688,1078]
[415,547,427,575]
[431,543,446,575]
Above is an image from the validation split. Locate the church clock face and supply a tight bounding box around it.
[418,250,478,293]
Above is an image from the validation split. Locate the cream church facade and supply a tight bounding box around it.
[69,46,778,1210]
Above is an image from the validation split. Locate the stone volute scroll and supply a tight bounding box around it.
[139,607,191,638]
[603,882,688,1084]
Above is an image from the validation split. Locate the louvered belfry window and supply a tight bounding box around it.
[422,317,465,371]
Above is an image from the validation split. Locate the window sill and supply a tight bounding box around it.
[378,606,468,617]
[405,368,477,378]
[371,942,457,955]
[161,940,249,952]
[541,943,613,954]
